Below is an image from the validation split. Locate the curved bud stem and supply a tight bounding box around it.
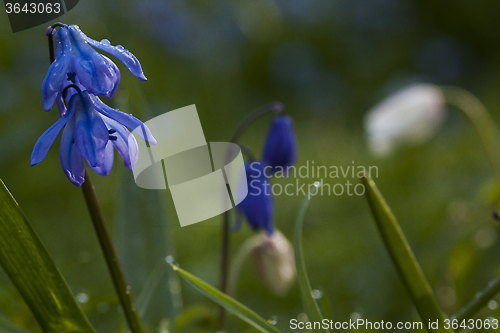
[219,101,285,329]
[230,102,285,143]
[45,23,65,63]
[62,84,82,99]
[441,86,500,185]
[238,144,257,162]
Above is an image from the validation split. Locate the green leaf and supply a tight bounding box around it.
[0,179,96,333]
[362,177,452,332]
[293,185,329,333]
[452,275,500,322]
[169,263,282,333]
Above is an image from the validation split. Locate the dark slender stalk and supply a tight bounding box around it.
[219,204,230,328]
[45,23,64,64]
[46,24,145,333]
[238,144,257,162]
[218,102,285,329]
[230,102,285,143]
[81,169,145,333]
[46,27,55,64]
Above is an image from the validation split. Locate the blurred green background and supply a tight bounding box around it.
[2,0,500,332]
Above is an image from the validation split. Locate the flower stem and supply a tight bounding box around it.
[81,169,145,333]
[218,102,285,329]
[441,86,500,185]
[45,26,145,333]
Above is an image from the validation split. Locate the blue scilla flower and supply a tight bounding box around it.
[262,115,297,173]
[237,162,274,235]
[31,89,156,186]
[42,24,147,112]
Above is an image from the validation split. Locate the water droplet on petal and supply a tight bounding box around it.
[76,292,89,303]
[100,39,111,45]
[116,45,124,51]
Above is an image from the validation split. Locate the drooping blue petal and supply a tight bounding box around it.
[59,116,85,186]
[88,142,114,176]
[67,25,119,97]
[102,55,120,99]
[31,105,76,166]
[88,94,157,145]
[41,26,72,111]
[237,162,274,235]
[72,93,109,167]
[101,115,138,171]
[55,93,67,116]
[262,115,297,173]
[83,35,147,81]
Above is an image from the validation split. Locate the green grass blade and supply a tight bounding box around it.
[0,179,96,333]
[293,184,329,333]
[169,263,282,333]
[362,177,452,332]
[452,275,500,322]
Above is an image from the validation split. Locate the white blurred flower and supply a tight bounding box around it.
[365,84,446,157]
[251,231,295,297]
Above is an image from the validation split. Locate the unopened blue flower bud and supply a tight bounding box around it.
[237,162,274,235]
[262,115,297,173]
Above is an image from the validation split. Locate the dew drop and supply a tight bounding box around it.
[116,45,124,51]
[351,312,361,320]
[297,313,308,322]
[268,316,278,325]
[312,289,323,299]
[97,302,109,313]
[165,255,174,264]
[76,292,89,304]
[100,39,111,45]
[488,300,498,310]
[313,181,321,188]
